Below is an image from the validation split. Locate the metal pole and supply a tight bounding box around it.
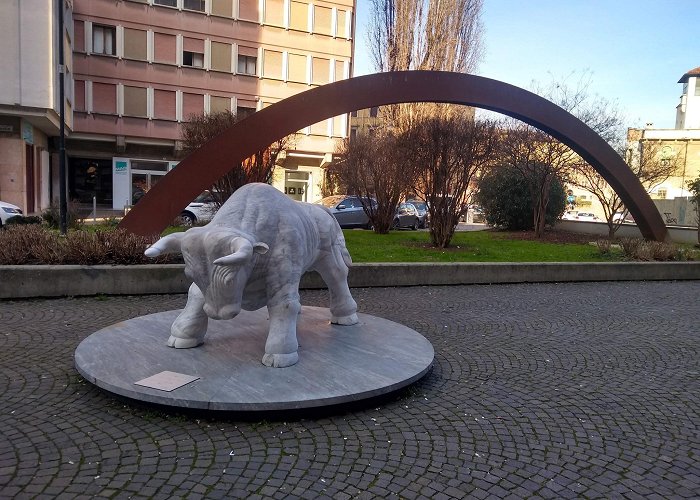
[58,0,67,234]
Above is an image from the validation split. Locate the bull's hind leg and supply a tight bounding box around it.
[168,283,209,348]
[316,260,358,325]
[262,296,301,368]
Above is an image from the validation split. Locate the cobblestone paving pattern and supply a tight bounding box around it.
[1,281,699,499]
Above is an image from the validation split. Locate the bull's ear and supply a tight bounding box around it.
[253,242,269,255]
[144,232,186,257]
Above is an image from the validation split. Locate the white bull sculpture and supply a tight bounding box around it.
[145,183,359,367]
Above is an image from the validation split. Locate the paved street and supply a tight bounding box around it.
[1,281,699,499]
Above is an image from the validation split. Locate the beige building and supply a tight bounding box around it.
[0,0,73,214]
[0,0,355,215]
[569,67,700,224]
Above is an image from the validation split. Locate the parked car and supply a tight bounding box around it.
[613,211,635,223]
[406,200,429,228]
[316,195,376,229]
[0,200,23,227]
[562,210,578,221]
[574,212,600,222]
[393,202,420,230]
[471,205,486,223]
[179,191,218,226]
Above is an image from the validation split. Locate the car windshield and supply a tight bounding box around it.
[193,191,214,203]
[409,201,427,211]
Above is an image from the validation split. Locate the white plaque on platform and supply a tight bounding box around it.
[135,371,200,392]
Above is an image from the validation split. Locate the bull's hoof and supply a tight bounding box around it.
[331,313,359,326]
[167,336,203,348]
[262,352,299,368]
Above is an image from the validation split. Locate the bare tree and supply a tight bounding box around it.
[571,139,682,238]
[181,110,292,207]
[497,73,628,238]
[404,116,499,248]
[367,0,484,130]
[332,131,415,233]
[368,0,483,73]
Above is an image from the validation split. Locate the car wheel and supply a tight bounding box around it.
[179,212,196,226]
[411,218,419,230]
[365,221,374,230]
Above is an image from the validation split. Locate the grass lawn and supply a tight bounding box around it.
[342,229,621,263]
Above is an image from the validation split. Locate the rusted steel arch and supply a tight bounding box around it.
[120,71,668,241]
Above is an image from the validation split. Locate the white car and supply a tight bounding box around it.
[0,200,23,226]
[574,212,600,222]
[179,191,218,226]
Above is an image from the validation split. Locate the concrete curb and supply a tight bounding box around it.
[2,262,700,299]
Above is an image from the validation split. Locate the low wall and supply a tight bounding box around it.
[2,262,700,299]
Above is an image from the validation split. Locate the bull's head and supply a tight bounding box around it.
[145,229,269,320]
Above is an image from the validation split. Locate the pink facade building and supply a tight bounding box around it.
[0,0,355,215]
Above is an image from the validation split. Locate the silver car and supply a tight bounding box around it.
[316,195,375,229]
[393,202,420,230]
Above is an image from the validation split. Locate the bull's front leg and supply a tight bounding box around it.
[261,291,301,368]
[168,283,209,348]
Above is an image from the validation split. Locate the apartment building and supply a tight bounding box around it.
[1,0,354,215]
[0,0,72,215]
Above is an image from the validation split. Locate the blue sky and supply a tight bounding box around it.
[353,0,700,129]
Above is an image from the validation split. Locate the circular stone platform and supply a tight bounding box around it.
[74,306,434,411]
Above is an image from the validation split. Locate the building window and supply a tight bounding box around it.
[237,106,255,119]
[312,57,329,85]
[154,89,176,120]
[123,86,148,117]
[211,0,233,17]
[263,51,284,79]
[287,53,307,83]
[154,32,177,64]
[237,54,257,75]
[369,106,379,118]
[210,42,232,72]
[93,24,116,56]
[210,96,231,113]
[183,51,204,68]
[657,189,667,199]
[264,0,284,26]
[336,10,348,38]
[183,0,205,11]
[290,1,308,31]
[154,0,177,6]
[124,28,147,61]
[313,5,332,35]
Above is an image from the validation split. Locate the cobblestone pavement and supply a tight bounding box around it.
[1,281,699,499]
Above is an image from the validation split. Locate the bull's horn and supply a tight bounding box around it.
[213,237,253,266]
[144,232,186,257]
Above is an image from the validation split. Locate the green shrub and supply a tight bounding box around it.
[42,201,81,230]
[5,215,42,226]
[476,166,566,230]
